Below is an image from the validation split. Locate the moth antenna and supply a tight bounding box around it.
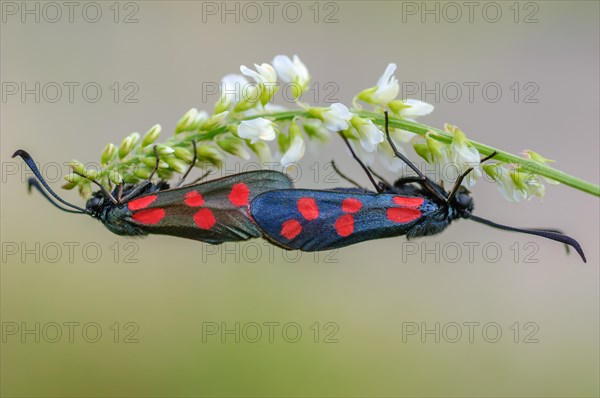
[339,133,382,192]
[27,178,85,214]
[12,149,87,213]
[330,160,364,190]
[468,214,586,263]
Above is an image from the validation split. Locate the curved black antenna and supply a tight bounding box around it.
[12,149,87,213]
[27,178,85,214]
[468,214,586,263]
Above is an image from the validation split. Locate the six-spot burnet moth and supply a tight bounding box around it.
[249,112,586,262]
[12,143,293,244]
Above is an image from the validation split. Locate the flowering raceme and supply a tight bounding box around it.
[68,54,589,203]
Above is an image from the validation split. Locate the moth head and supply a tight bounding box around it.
[452,186,474,216]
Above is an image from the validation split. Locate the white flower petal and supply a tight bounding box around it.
[221,74,249,105]
[238,117,276,143]
[280,135,306,167]
[322,103,352,132]
[372,63,399,105]
[356,120,384,152]
[400,99,434,119]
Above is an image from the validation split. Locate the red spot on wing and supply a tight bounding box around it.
[387,207,421,224]
[193,208,216,230]
[185,191,205,207]
[228,183,250,207]
[298,198,319,220]
[131,208,165,225]
[281,219,302,240]
[335,214,355,237]
[128,195,158,211]
[393,196,424,207]
[342,198,362,213]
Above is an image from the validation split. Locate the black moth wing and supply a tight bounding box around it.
[127,170,293,244]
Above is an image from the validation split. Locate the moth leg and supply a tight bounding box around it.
[330,160,365,189]
[447,151,498,202]
[176,141,197,188]
[185,169,213,186]
[116,183,124,202]
[339,133,382,192]
[147,145,160,181]
[382,111,447,202]
[72,171,118,204]
[119,147,163,203]
[367,166,393,190]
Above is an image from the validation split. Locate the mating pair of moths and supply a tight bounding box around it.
[14,113,586,262]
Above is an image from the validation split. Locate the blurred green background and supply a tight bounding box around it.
[1,1,598,396]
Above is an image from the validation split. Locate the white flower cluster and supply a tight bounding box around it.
[113,55,551,202]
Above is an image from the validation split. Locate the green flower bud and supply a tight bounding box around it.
[157,169,174,180]
[248,141,272,163]
[303,120,329,142]
[62,173,82,190]
[196,145,225,166]
[141,156,169,169]
[174,147,194,162]
[142,124,161,147]
[306,107,326,120]
[425,134,447,163]
[79,182,93,199]
[233,86,261,112]
[84,168,100,180]
[388,100,410,115]
[482,163,500,180]
[510,169,528,191]
[101,143,117,164]
[214,97,230,115]
[123,173,140,184]
[129,132,141,147]
[216,135,251,160]
[445,124,468,147]
[288,119,302,140]
[278,131,290,153]
[521,149,555,164]
[118,136,135,159]
[133,165,153,179]
[68,160,87,176]
[413,141,433,163]
[259,82,278,106]
[164,157,188,173]
[108,170,123,185]
[355,87,377,104]
[156,145,175,156]
[201,111,230,131]
[176,108,199,134]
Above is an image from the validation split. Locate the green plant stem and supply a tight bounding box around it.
[243,109,600,197]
